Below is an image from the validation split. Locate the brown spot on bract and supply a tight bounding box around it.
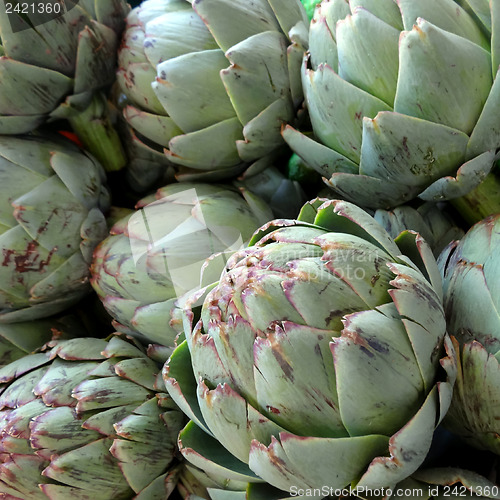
[2,242,56,273]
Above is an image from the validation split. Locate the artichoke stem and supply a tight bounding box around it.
[68,93,127,172]
[451,171,500,226]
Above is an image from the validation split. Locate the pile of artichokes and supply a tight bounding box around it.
[0,0,499,499]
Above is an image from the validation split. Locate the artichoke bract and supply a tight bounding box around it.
[91,183,273,348]
[0,136,109,323]
[373,203,465,257]
[283,0,500,214]
[0,315,87,369]
[0,1,129,170]
[176,463,270,500]
[0,336,184,500]
[117,0,309,181]
[236,165,308,220]
[439,214,500,456]
[165,199,456,495]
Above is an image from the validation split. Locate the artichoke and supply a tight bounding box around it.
[283,0,500,220]
[0,1,129,170]
[0,335,184,499]
[91,182,273,347]
[439,214,500,456]
[0,135,109,323]
[117,0,309,182]
[165,199,456,495]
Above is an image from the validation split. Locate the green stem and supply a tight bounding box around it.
[451,171,500,226]
[67,93,127,172]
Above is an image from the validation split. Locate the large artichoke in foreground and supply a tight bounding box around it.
[0,1,129,170]
[0,135,109,323]
[0,335,184,499]
[165,199,456,496]
[284,0,500,219]
[91,182,273,347]
[117,0,308,181]
[439,214,500,456]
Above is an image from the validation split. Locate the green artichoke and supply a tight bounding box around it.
[438,214,500,455]
[283,0,500,219]
[165,199,456,495]
[0,1,129,170]
[91,182,273,347]
[0,135,109,323]
[0,335,184,499]
[117,0,309,181]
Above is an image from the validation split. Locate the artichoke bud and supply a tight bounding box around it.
[284,0,500,213]
[91,182,274,347]
[165,199,457,494]
[0,135,109,323]
[117,0,309,183]
[0,0,129,131]
[439,214,500,455]
[0,335,184,499]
